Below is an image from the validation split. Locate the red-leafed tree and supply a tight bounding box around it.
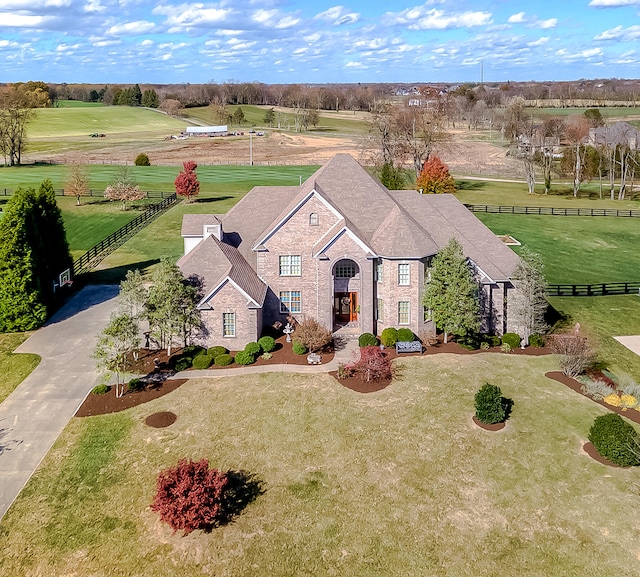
[150,459,230,535]
[344,346,393,382]
[174,160,200,203]
[415,155,456,194]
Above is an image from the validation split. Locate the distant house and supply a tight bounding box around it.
[185,125,228,137]
[178,154,523,348]
[588,121,640,148]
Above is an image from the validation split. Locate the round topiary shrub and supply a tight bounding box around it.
[128,378,145,392]
[174,357,192,372]
[182,345,205,357]
[192,353,213,369]
[234,350,255,365]
[380,327,398,348]
[207,346,228,358]
[292,342,307,355]
[135,152,150,166]
[358,332,378,347]
[258,335,276,353]
[214,353,233,367]
[397,328,414,343]
[528,333,545,348]
[588,413,640,467]
[244,342,261,356]
[92,384,109,395]
[501,332,521,349]
[474,383,506,425]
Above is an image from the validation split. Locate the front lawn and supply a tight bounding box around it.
[2,354,639,576]
[0,334,39,404]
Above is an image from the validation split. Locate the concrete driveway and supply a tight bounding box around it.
[0,284,119,522]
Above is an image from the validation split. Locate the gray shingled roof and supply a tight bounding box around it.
[180,153,520,287]
[177,235,267,307]
[181,214,222,236]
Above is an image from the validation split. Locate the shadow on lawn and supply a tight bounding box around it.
[217,470,265,528]
[195,195,234,204]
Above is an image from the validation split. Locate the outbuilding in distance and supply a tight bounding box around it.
[185,125,228,137]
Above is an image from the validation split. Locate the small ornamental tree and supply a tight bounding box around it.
[416,156,456,194]
[346,346,393,382]
[150,459,230,535]
[64,161,90,206]
[511,247,548,344]
[550,334,594,378]
[292,318,332,352]
[475,383,506,425]
[174,160,200,203]
[104,166,145,210]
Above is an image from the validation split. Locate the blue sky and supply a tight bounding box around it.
[2,0,640,84]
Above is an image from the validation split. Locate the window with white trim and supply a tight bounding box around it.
[376,260,383,283]
[377,298,384,321]
[280,291,301,313]
[223,312,235,337]
[309,213,319,226]
[398,263,410,285]
[398,301,410,325]
[279,255,301,276]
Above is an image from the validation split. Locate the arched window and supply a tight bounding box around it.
[334,260,357,278]
[309,213,319,226]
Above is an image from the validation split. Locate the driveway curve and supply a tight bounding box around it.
[0,284,119,522]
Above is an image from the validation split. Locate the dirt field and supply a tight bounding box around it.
[36,127,524,178]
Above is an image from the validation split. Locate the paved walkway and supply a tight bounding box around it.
[614,336,640,357]
[0,285,119,522]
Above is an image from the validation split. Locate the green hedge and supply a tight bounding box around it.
[380,327,398,348]
[258,335,276,353]
[234,350,255,365]
[207,346,228,358]
[292,342,307,355]
[474,383,506,425]
[127,378,145,392]
[501,333,521,349]
[358,333,378,347]
[214,354,233,367]
[397,328,414,342]
[192,354,213,369]
[588,413,640,467]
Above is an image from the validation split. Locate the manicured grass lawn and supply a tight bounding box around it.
[0,333,39,404]
[473,213,640,284]
[549,295,640,380]
[2,354,639,575]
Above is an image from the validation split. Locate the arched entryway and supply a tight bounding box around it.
[333,259,360,326]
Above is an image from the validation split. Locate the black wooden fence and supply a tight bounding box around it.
[0,188,174,199]
[464,204,640,217]
[547,282,640,297]
[72,193,178,277]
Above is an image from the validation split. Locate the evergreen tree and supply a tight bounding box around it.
[141,89,160,108]
[132,84,142,106]
[422,238,480,343]
[379,162,406,189]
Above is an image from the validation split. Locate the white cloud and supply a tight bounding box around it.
[0,13,53,27]
[106,20,156,36]
[315,6,360,25]
[536,18,557,29]
[0,0,70,7]
[527,36,550,46]
[595,24,640,40]
[589,0,640,6]
[140,39,154,46]
[385,8,492,30]
[508,12,526,23]
[157,5,232,28]
[83,0,104,12]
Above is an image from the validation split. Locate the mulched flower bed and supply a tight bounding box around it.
[75,378,188,417]
[145,411,178,428]
[472,416,506,431]
[582,441,627,468]
[545,371,640,427]
[329,370,392,393]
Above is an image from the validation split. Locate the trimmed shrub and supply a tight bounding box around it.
[261,352,273,360]
[214,353,233,367]
[207,346,228,358]
[292,342,307,355]
[528,333,545,348]
[501,333,521,349]
[150,458,230,535]
[92,384,109,395]
[480,341,490,351]
[346,346,393,382]
[174,357,192,371]
[458,332,481,350]
[380,327,398,348]
[397,328,414,343]
[134,153,150,166]
[244,342,261,356]
[588,413,640,467]
[181,345,205,357]
[234,350,255,365]
[358,332,378,347]
[192,354,213,369]
[489,335,502,347]
[500,343,512,354]
[475,383,506,425]
[128,378,145,392]
[258,335,276,353]
[293,318,332,352]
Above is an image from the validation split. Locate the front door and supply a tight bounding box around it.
[335,292,358,324]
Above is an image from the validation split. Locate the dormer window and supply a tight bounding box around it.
[309,213,319,226]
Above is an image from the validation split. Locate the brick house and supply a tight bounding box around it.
[178,154,522,349]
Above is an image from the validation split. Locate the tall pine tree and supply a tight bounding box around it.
[422,238,480,343]
[0,181,72,331]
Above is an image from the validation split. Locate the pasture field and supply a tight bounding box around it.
[1,354,639,576]
[472,213,640,284]
[549,295,640,380]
